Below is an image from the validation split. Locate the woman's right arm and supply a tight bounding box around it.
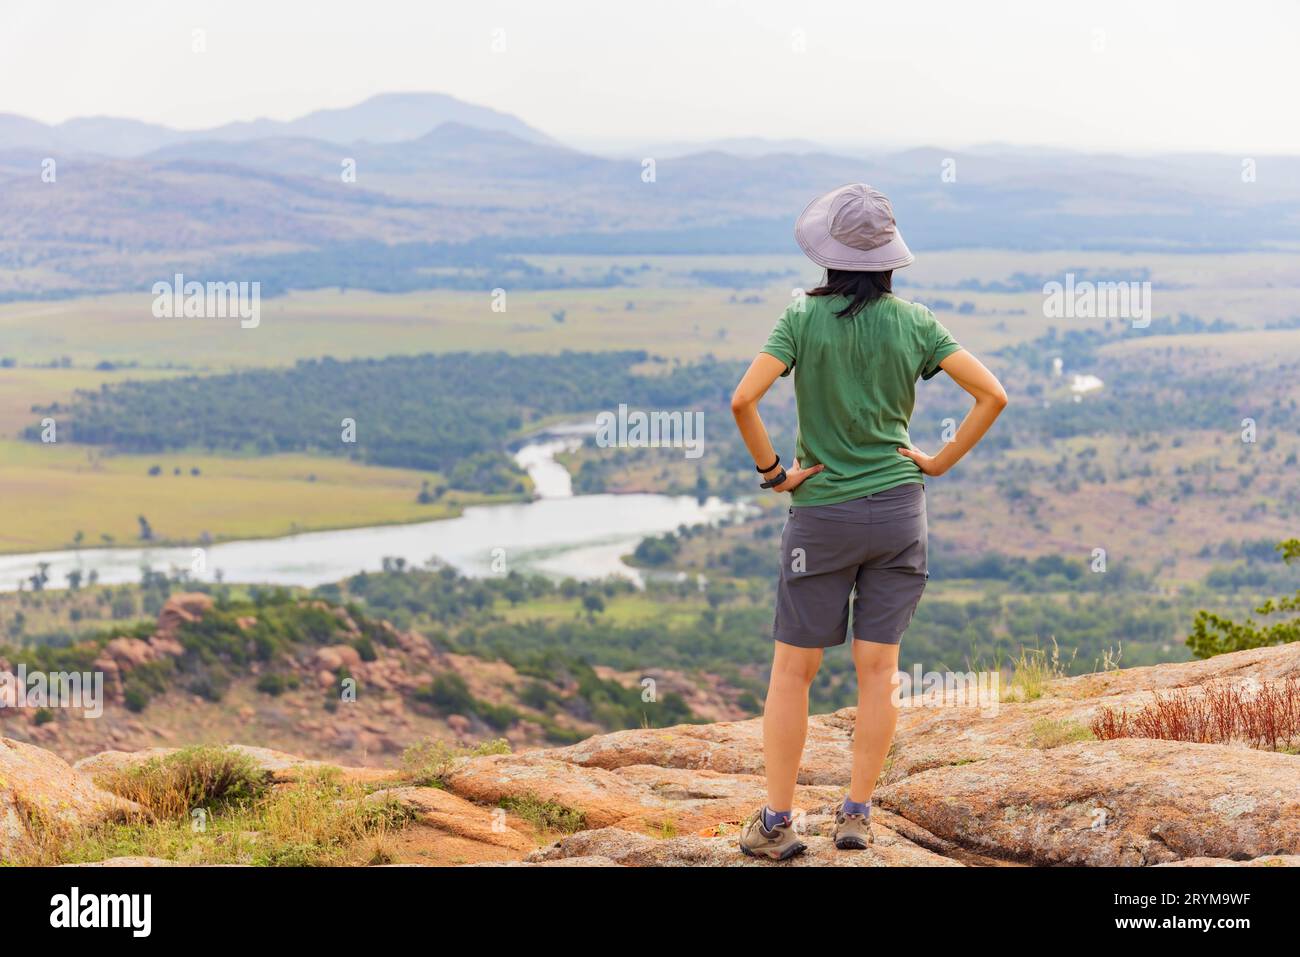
[897,350,1007,476]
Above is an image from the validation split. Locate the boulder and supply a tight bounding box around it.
[876,738,1300,866]
[154,592,213,641]
[366,786,535,851]
[1054,641,1300,700]
[445,714,472,737]
[542,714,853,784]
[444,753,654,828]
[1,737,145,862]
[314,645,363,673]
[102,637,158,669]
[605,764,842,832]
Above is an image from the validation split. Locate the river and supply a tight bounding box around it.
[0,428,745,592]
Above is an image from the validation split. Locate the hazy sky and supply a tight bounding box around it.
[2,0,1296,153]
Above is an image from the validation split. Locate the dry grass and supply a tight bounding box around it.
[1029,718,1096,749]
[1004,639,1076,702]
[1091,677,1300,751]
[398,737,512,787]
[96,746,270,818]
[21,748,416,866]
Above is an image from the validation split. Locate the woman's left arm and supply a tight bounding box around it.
[730,353,824,492]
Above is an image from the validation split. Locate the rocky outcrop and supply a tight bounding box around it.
[15,639,1300,867]
[2,591,560,760]
[90,592,203,703]
[527,820,961,867]
[366,786,535,851]
[876,738,1300,866]
[546,716,853,784]
[1,737,145,863]
[440,641,1300,867]
[445,751,847,833]
[154,592,214,641]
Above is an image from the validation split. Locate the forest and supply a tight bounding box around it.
[26,350,746,489]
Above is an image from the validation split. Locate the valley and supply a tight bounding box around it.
[1,95,1297,825]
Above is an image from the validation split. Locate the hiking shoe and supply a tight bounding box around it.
[833,808,874,850]
[739,810,807,861]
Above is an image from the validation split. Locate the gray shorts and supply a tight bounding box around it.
[773,482,928,648]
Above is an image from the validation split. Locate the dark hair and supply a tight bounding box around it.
[807,268,893,319]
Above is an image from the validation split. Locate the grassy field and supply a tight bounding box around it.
[0,365,185,438]
[0,439,513,554]
[494,590,708,628]
[5,251,1294,372]
[2,248,1296,561]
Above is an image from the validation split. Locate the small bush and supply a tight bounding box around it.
[498,794,585,835]
[255,672,299,696]
[100,747,270,818]
[122,686,150,713]
[419,672,475,713]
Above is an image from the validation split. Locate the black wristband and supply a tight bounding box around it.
[756,454,781,474]
[759,468,788,490]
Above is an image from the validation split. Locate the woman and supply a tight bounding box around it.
[731,184,1007,860]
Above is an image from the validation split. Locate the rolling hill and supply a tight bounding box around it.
[2,92,1300,301]
[0,91,555,157]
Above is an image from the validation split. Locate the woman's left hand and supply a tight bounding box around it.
[771,459,825,492]
[897,446,946,476]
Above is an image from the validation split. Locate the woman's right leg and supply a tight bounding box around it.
[848,638,901,802]
[763,641,823,812]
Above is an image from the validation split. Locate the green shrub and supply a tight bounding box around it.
[1187,540,1300,657]
[255,672,299,696]
[100,746,270,818]
[499,794,585,834]
[122,687,149,713]
[419,672,475,713]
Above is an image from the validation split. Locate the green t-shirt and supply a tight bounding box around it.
[761,293,962,506]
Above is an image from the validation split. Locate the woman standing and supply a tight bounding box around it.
[731,184,1007,859]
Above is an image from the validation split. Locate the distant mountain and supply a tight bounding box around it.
[54,116,188,156]
[199,92,556,147]
[0,113,64,151]
[3,99,1300,301]
[0,92,555,158]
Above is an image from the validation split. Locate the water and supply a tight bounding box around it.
[0,428,746,591]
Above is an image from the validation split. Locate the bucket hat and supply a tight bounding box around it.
[795,183,914,270]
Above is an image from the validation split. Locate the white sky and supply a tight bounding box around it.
[1,0,1296,153]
